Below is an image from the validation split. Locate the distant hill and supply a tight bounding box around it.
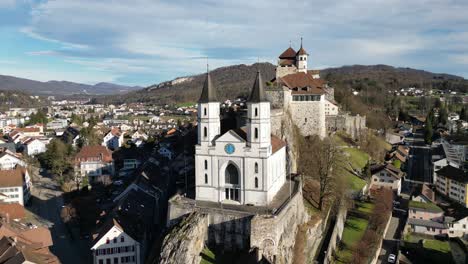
[321,64,468,93]
[98,63,277,105]
[96,63,468,105]
[0,90,44,110]
[0,75,142,95]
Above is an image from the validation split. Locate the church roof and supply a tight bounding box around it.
[248,71,267,103]
[198,72,218,103]
[271,135,287,154]
[278,47,297,59]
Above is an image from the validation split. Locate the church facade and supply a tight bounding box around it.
[195,70,287,206]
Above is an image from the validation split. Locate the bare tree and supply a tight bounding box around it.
[298,136,345,210]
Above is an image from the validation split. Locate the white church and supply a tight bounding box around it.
[195,70,287,206]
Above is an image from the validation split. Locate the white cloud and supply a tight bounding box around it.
[0,0,16,8]
[13,0,468,83]
[0,65,119,84]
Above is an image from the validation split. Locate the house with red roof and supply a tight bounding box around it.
[75,145,114,184]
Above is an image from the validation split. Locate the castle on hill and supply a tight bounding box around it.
[266,39,366,139]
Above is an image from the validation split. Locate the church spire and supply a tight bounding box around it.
[296,37,309,56]
[198,67,217,103]
[248,71,267,103]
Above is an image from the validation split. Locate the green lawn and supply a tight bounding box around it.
[335,216,369,263]
[348,173,366,192]
[403,233,454,264]
[343,148,369,169]
[355,201,375,214]
[424,239,450,253]
[409,200,443,212]
[200,247,216,264]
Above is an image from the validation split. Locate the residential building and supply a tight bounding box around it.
[435,165,468,208]
[22,138,47,156]
[407,201,447,235]
[75,146,114,183]
[102,127,124,150]
[447,216,468,238]
[91,219,140,264]
[0,166,31,206]
[433,157,448,184]
[47,119,68,130]
[158,146,173,160]
[370,163,403,195]
[441,138,467,168]
[0,150,25,170]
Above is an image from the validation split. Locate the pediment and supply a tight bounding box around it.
[215,130,246,144]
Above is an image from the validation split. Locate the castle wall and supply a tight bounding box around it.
[289,98,326,138]
[276,65,297,79]
[250,187,309,263]
[326,113,367,139]
[265,88,285,109]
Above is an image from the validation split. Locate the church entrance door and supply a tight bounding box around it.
[225,163,240,202]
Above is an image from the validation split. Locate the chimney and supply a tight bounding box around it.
[6,213,9,224]
[12,236,17,246]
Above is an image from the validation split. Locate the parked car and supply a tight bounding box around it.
[388,254,396,263]
[113,180,124,186]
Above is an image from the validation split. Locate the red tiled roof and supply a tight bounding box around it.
[271,135,286,153]
[278,72,326,94]
[279,47,297,59]
[296,46,308,56]
[75,146,113,163]
[0,166,27,187]
[110,127,121,137]
[0,203,26,219]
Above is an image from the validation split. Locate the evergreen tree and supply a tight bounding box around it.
[460,107,467,121]
[424,118,433,144]
[438,107,448,125]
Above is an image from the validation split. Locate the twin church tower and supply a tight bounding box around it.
[195,69,287,206]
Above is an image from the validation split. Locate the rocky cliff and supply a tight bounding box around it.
[159,212,208,264]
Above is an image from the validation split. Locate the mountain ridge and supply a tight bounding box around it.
[0,74,142,95]
[95,63,468,105]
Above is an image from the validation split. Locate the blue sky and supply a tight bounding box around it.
[1,0,468,86]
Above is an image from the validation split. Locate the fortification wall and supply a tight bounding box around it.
[289,101,326,138]
[250,186,309,263]
[326,113,367,139]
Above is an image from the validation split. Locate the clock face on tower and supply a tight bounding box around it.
[225,144,235,154]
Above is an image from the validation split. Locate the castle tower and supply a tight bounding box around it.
[247,71,271,150]
[197,70,220,146]
[296,38,308,73]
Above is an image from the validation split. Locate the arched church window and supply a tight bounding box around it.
[255,108,258,117]
[225,164,239,185]
[204,127,207,138]
[204,173,208,184]
[255,162,258,173]
[205,160,208,170]
[204,107,207,116]
[254,128,258,139]
[255,177,258,188]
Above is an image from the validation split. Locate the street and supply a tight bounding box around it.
[406,129,432,184]
[28,170,90,264]
[377,213,406,264]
